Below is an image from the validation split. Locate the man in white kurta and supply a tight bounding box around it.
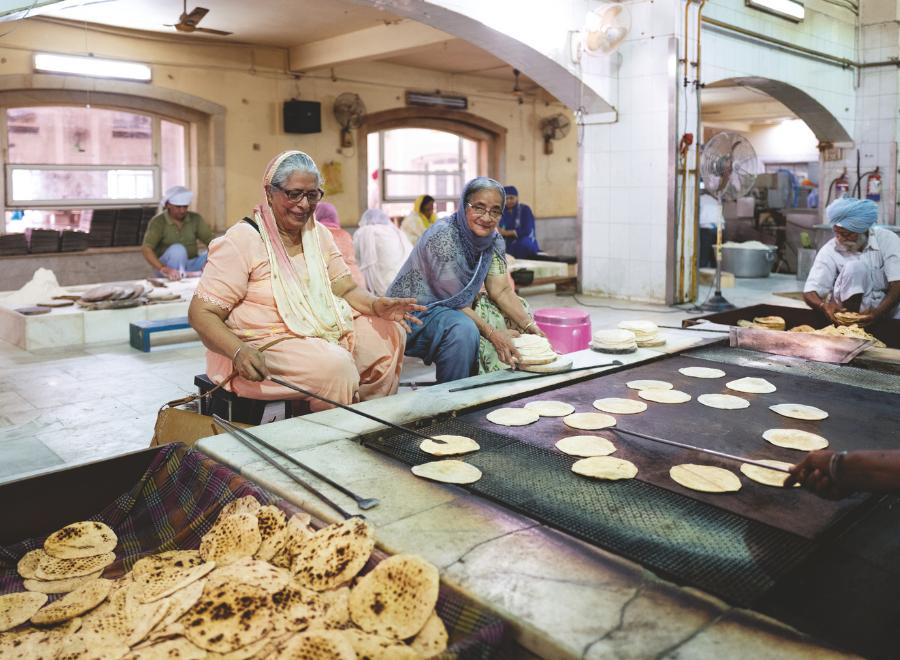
[803,197,900,323]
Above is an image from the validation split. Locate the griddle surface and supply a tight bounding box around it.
[465,354,897,540]
[367,353,898,606]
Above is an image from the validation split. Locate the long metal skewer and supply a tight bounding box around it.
[269,376,448,445]
[448,361,623,393]
[212,415,358,519]
[614,427,792,474]
[212,414,379,510]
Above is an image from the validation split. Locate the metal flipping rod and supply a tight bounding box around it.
[614,427,792,474]
[269,376,447,445]
[212,414,379,510]
[448,362,623,393]
[212,414,358,520]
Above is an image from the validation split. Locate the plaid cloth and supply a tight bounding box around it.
[0,444,508,658]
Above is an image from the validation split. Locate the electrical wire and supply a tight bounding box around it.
[0,0,40,39]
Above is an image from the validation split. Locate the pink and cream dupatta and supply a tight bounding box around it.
[254,151,353,344]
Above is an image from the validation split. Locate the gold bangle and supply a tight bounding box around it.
[231,345,243,361]
[485,326,495,340]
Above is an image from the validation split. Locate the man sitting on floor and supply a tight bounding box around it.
[803,197,900,325]
[142,186,213,281]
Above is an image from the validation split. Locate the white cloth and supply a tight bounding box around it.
[353,223,413,296]
[804,227,900,318]
[400,212,427,244]
[699,194,724,229]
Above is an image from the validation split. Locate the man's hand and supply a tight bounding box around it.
[233,345,269,382]
[161,266,182,282]
[855,311,879,327]
[820,301,843,325]
[489,328,521,366]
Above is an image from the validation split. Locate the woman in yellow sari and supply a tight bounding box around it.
[400,194,437,245]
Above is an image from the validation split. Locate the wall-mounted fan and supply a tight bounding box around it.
[575,2,631,60]
[699,130,759,311]
[539,114,570,155]
[333,93,366,149]
[166,1,232,36]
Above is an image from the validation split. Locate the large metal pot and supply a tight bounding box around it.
[721,245,776,278]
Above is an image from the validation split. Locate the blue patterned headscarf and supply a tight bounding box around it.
[387,177,506,309]
[827,197,878,234]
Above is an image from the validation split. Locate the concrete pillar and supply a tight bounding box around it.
[579,0,697,304]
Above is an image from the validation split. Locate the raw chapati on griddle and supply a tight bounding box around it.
[572,456,638,480]
[762,428,829,450]
[669,464,741,493]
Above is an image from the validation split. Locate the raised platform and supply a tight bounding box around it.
[0,279,198,350]
[0,246,150,289]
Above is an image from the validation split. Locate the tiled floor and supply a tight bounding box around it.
[0,274,804,483]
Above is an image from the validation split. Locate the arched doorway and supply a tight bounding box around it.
[700,76,853,274]
[356,107,506,219]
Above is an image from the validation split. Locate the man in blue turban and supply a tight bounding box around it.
[803,197,900,324]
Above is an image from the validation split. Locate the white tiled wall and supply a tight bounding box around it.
[575,0,871,302]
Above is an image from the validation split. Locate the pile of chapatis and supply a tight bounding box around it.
[0,497,447,658]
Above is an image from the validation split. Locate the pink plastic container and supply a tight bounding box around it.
[533,307,592,354]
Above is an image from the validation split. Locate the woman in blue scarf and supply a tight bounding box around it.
[498,185,540,258]
[388,177,543,382]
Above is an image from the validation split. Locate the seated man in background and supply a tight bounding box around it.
[803,197,900,324]
[142,185,213,281]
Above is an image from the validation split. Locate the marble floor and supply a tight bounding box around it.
[0,274,805,483]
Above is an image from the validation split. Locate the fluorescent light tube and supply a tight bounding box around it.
[34,52,151,82]
[746,0,805,22]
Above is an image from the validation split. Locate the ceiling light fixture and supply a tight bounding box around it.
[745,0,805,22]
[34,52,152,82]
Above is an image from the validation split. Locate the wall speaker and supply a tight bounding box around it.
[283,100,321,134]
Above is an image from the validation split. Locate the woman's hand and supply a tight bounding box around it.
[373,297,426,332]
[233,345,269,382]
[489,328,521,366]
[522,319,546,337]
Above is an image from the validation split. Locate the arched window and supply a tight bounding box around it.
[3,105,188,233]
[367,127,479,217]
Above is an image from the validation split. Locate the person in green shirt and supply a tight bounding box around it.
[142,185,213,280]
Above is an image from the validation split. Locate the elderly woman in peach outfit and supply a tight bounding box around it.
[189,150,423,411]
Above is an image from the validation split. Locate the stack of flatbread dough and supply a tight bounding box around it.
[617,320,665,347]
[834,311,866,325]
[591,328,637,353]
[1,499,449,659]
[512,335,558,365]
[752,316,786,331]
[77,283,151,311]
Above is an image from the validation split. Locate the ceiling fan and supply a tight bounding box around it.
[166,1,232,36]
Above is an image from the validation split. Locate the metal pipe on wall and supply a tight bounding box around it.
[690,0,707,301]
[702,16,899,70]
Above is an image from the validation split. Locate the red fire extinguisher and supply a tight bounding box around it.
[834,170,850,197]
[866,167,882,202]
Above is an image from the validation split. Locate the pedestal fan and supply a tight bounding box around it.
[698,131,759,311]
